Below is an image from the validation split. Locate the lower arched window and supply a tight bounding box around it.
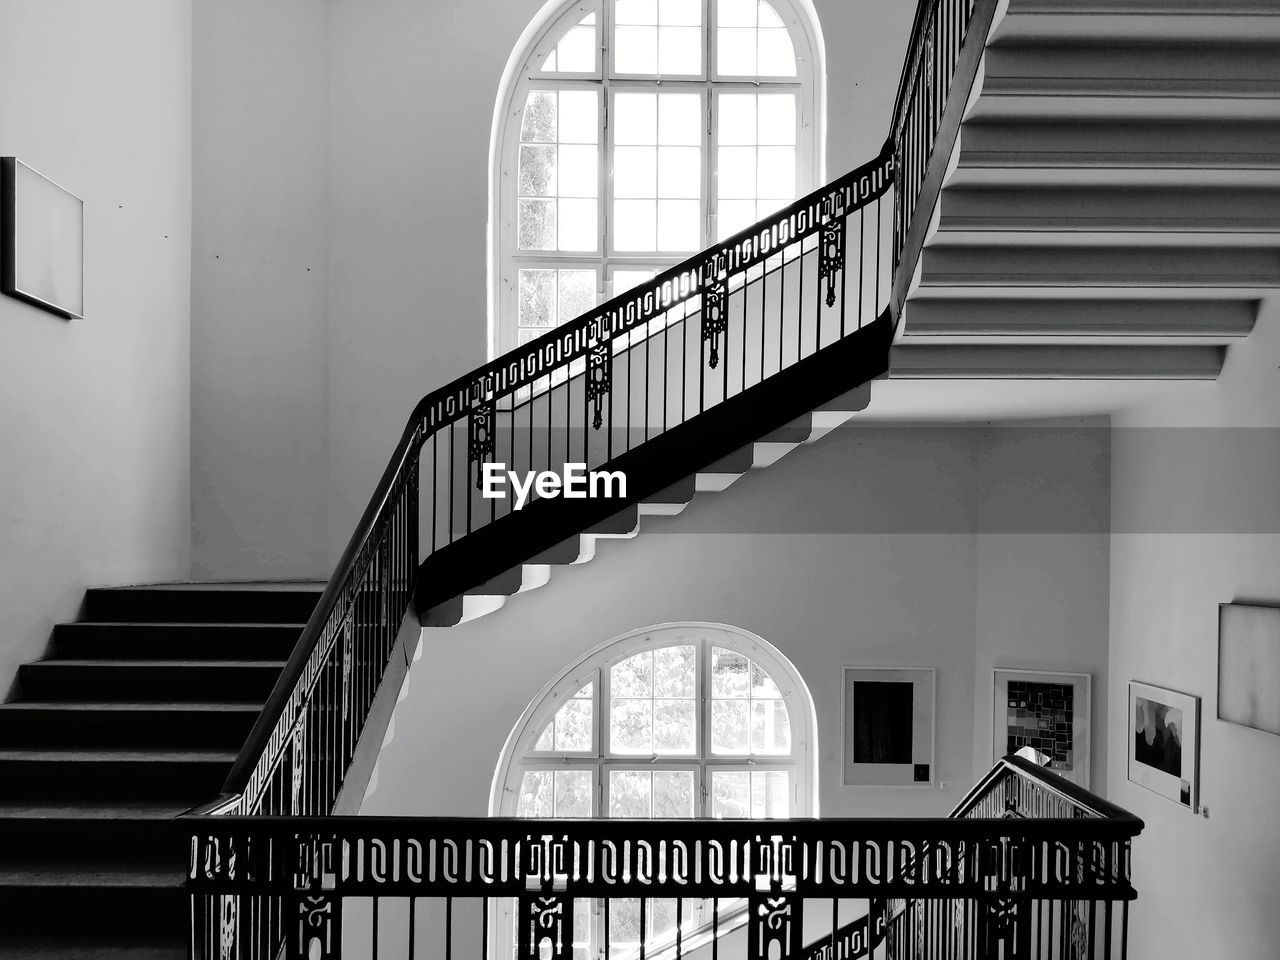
[491,622,817,959]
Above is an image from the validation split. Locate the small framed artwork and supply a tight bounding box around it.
[1218,602,1280,737]
[1,157,84,319]
[993,669,1091,788]
[842,667,935,787]
[1129,681,1200,812]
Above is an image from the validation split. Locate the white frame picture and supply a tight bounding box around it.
[992,669,1091,789]
[1,157,84,320]
[1129,681,1200,812]
[1218,602,1280,738]
[842,666,935,787]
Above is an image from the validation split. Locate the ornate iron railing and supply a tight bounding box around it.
[185,757,1141,959]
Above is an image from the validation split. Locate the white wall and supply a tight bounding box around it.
[0,0,192,687]
[1109,297,1280,960]
[362,422,1110,821]
[191,0,330,579]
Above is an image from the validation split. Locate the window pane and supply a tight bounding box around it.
[521,90,557,142]
[612,651,653,697]
[750,661,781,698]
[751,698,791,754]
[758,1,784,28]
[653,645,695,697]
[718,0,757,27]
[518,269,556,327]
[615,93,657,145]
[756,146,795,199]
[519,144,557,196]
[558,198,598,250]
[613,269,657,297]
[658,95,702,146]
[614,199,657,251]
[717,147,756,200]
[718,94,756,146]
[659,0,701,26]
[718,199,756,240]
[559,145,598,197]
[556,24,597,73]
[658,25,701,74]
[711,699,749,754]
[555,769,594,816]
[616,24,658,73]
[559,90,599,144]
[518,199,556,250]
[657,199,699,250]
[757,27,796,76]
[616,0,658,24]
[615,146,657,199]
[717,26,756,75]
[535,724,554,751]
[554,697,594,751]
[609,770,652,817]
[710,771,749,818]
[611,697,653,753]
[751,769,789,817]
[653,698,696,754]
[652,770,695,817]
[711,647,750,698]
[658,146,700,198]
[758,95,796,145]
[559,270,596,325]
[517,771,554,817]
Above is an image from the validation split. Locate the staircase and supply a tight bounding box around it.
[0,584,319,958]
[893,0,1280,379]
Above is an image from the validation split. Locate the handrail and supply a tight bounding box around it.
[951,755,1142,824]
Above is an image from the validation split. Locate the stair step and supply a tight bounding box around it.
[889,342,1225,379]
[15,660,286,703]
[49,621,304,660]
[0,882,186,942]
[83,585,321,624]
[992,1,1280,44]
[902,298,1257,337]
[0,701,262,749]
[0,748,235,801]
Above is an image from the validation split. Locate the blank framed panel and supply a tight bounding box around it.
[842,667,935,787]
[1219,602,1280,737]
[1,158,84,319]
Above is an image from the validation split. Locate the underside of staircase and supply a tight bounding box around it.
[892,0,1280,380]
[2,1,1277,957]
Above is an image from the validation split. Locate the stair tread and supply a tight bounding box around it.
[0,700,263,711]
[62,621,308,629]
[0,748,238,762]
[0,801,188,820]
[26,659,287,668]
[0,862,185,887]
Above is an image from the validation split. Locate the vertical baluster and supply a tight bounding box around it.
[408,897,416,960]
[446,896,453,960]
[837,217,848,339]
[710,898,717,960]
[639,897,647,960]
[675,898,682,960]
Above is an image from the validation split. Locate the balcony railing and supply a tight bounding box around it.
[186,756,1141,960]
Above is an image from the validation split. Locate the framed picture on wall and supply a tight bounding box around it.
[993,669,1091,788]
[842,667,935,787]
[1129,681,1200,812]
[1218,602,1280,738]
[1,157,84,319]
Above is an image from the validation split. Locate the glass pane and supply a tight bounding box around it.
[559,90,600,144]
[717,26,756,75]
[555,697,594,750]
[757,27,796,76]
[658,25,701,74]
[521,90,557,142]
[616,24,658,73]
[555,770,593,816]
[652,770,695,817]
[756,146,795,199]
[658,146,700,198]
[750,661,781,698]
[718,94,756,146]
[609,770,652,817]
[614,146,657,198]
[711,647,750,698]
[758,95,796,145]
[609,898,643,956]
[751,770,789,817]
[616,0,658,24]
[758,1,784,27]
[557,24,597,73]
[614,199,657,250]
[611,697,653,753]
[717,147,756,199]
[657,198,699,250]
[558,198,598,250]
[559,145,598,197]
[653,645,695,697]
[750,698,791,754]
[518,269,555,327]
[658,95,702,146]
[518,198,556,250]
[612,651,653,697]
[711,699,749,753]
[653,698,696,753]
[615,93,657,145]
[519,144,556,196]
[659,0,701,26]
[710,771,749,818]
[718,0,757,27]
[558,270,596,325]
[613,269,657,296]
[535,723,554,751]
[517,770,554,817]
[718,199,756,240]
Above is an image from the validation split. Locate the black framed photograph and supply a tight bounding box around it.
[1,157,84,319]
[993,668,1091,788]
[1218,602,1280,738]
[1129,681,1200,811]
[842,666,935,787]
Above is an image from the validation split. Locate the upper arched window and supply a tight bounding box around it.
[491,0,824,357]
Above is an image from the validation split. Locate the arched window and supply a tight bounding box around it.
[491,623,817,959]
[490,0,825,357]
